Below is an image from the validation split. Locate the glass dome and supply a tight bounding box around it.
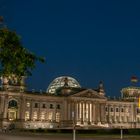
[47,76,81,94]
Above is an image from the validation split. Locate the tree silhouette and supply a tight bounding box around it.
[0,27,45,85]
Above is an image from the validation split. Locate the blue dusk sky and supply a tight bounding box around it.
[1,0,140,97]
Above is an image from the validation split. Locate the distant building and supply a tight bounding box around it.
[0,76,139,129]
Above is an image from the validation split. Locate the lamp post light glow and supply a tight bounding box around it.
[72,111,76,140]
[120,126,123,139]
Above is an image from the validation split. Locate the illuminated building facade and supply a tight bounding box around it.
[0,76,139,129]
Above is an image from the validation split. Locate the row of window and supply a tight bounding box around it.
[105,107,129,113]
[26,102,61,109]
[106,115,130,123]
[25,111,61,122]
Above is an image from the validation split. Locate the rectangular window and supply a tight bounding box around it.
[116,108,119,112]
[33,111,37,121]
[42,104,46,108]
[121,108,124,112]
[48,112,53,121]
[56,112,60,122]
[57,104,60,109]
[50,104,53,109]
[25,111,30,121]
[34,103,38,108]
[40,112,45,120]
[110,107,114,112]
[26,102,30,108]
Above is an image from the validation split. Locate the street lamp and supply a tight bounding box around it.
[72,111,76,140]
[120,126,123,139]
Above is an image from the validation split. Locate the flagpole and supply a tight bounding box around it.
[0,16,5,28]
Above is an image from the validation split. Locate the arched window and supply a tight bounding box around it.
[8,100,18,108]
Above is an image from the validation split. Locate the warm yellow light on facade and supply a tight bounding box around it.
[56,112,60,122]
[33,111,37,121]
[48,112,53,121]
[25,111,30,121]
[40,112,45,120]
[26,102,30,107]
[138,97,140,109]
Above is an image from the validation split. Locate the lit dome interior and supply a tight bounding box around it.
[47,76,81,94]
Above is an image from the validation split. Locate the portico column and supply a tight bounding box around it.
[20,97,26,120]
[90,103,92,123]
[74,101,77,123]
[63,100,68,121]
[1,96,5,119]
[30,100,33,120]
[81,102,83,123]
[100,103,105,123]
[53,103,56,122]
[119,105,121,123]
[92,103,94,123]
[3,95,8,119]
[95,103,100,123]
[77,102,79,122]
[88,103,90,123]
[108,105,110,123]
[68,102,71,120]
[83,102,86,122]
[114,105,116,123]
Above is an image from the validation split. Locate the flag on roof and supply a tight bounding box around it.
[0,16,4,23]
[131,76,138,83]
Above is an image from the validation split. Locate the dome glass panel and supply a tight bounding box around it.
[47,76,81,94]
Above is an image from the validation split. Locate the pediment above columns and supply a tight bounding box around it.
[69,89,106,99]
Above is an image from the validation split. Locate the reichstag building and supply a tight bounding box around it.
[0,75,140,129]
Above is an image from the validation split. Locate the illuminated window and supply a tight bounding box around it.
[33,111,37,121]
[26,102,30,108]
[48,112,53,121]
[126,108,129,113]
[56,112,60,122]
[40,112,45,120]
[8,111,17,121]
[137,117,140,122]
[25,111,30,121]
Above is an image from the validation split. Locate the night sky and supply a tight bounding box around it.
[1,0,140,97]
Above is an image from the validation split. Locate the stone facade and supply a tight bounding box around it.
[0,76,139,129]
